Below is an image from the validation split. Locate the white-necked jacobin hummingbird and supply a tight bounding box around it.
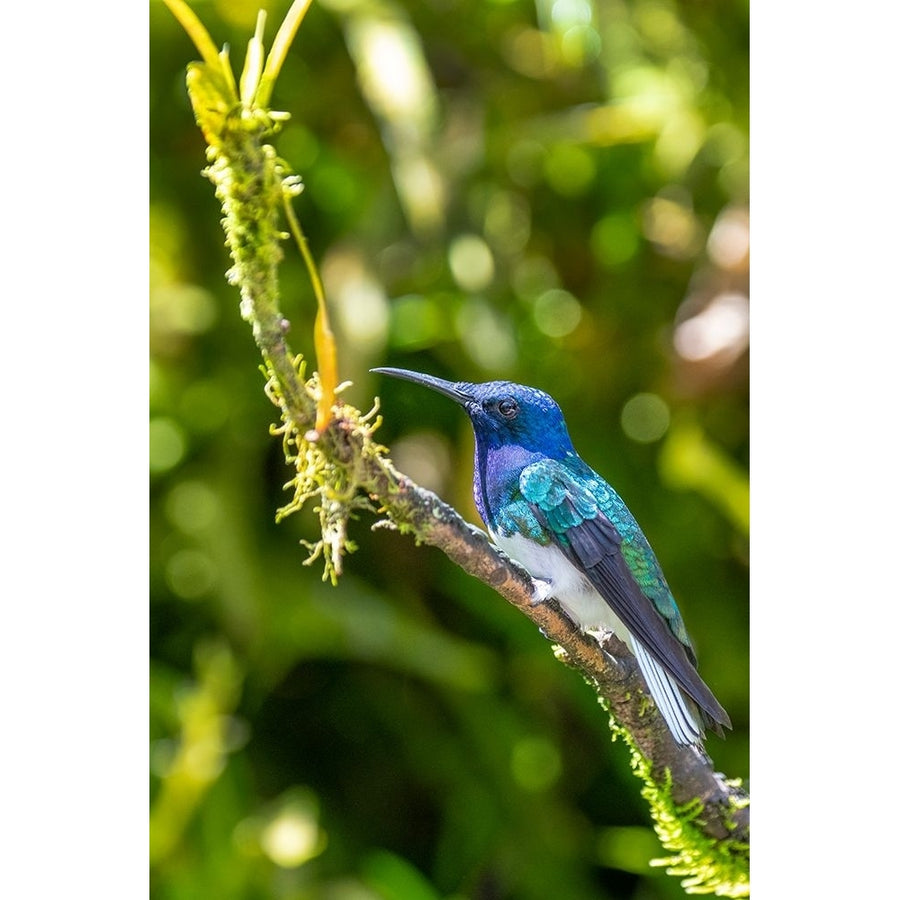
[372,367,731,746]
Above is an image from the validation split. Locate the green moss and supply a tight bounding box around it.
[176,12,399,585]
[606,712,750,896]
[263,360,384,584]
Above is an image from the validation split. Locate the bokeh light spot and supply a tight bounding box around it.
[260,810,323,869]
[551,0,593,28]
[533,289,582,337]
[240,789,328,869]
[707,207,750,271]
[165,481,218,534]
[674,292,749,362]
[150,283,218,338]
[347,18,434,121]
[484,191,531,255]
[511,736,562,791]
[590,212,641,267]
[635,1,686,54]
[323,249,390,354]
[654,106,705,178]
[718,156,750,202]
[150,418,186,473]
[166,549,217,600]
[392,156,447,237]
[512,255,560,300]
[456,298,517,371]
[643,192,702,259]
[501,26,559,80]
[558,25,601,68]
[621,393,671,443]
[543,143,596,196]
[596,825,660,874]
[448,234,495,293]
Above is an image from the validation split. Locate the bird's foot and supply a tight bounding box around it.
[530,578,554,606]
[584,627,626,669]
[585,626,614,643]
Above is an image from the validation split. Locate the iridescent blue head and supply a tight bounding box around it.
[371,368,576,459]
[372,368,579,528]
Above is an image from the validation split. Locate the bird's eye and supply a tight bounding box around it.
[497,397,519,419]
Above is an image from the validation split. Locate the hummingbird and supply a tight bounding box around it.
[372,367,731,746]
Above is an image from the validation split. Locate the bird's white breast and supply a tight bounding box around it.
[490,530,633,650]
[490,529,704,745]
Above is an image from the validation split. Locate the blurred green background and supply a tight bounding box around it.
[149,0,749,897]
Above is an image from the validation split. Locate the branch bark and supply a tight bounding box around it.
[314,414,748,847]
[355,447,749,845]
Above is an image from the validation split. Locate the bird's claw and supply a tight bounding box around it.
[585,626,614,643]
[584,627,622,666]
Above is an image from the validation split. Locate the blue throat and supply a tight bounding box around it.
[473,440,544,533]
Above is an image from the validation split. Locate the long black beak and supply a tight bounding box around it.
[371,367,474,407]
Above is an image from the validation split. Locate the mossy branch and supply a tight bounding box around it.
[164,3,749,894]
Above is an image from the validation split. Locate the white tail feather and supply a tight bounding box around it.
[632,639,702,745]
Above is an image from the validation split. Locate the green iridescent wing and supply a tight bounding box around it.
[518,459,730,731]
